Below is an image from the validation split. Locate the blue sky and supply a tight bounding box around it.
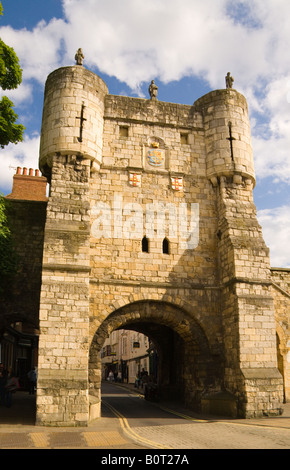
[0,0,290,267]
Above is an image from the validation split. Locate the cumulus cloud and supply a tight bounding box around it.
[0,0,286,94]
[1,0,290,167]
[0,18,66,84]
[0,0,289,103]
[0,135,40,193]
[0,81,33,107]
[253,135,290,184]
[257,206,290,267]
[60,0,271,90]
[0,0,290,266]
[250,76,290,183]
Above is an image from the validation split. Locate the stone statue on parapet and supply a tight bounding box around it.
[75,48,84,66]
[225,72,234,89]
[149,80,158,100]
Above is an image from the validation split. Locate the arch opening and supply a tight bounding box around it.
[89,301,223,417]
[142,236,149,253]
[162,237,169,254]
[102,322,187,402]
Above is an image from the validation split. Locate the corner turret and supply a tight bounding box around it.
[194,88,255,188]
[39,62,108,180]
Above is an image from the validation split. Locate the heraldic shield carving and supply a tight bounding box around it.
[145,139,166,170]
[147,148,164,167]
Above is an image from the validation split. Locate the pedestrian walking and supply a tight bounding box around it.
[134,372,141,388]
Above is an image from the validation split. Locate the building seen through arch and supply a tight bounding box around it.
[101,329,152,384]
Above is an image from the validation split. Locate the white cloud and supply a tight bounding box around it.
[0,19,67,85]
[1,0,290,168]
[0,1,289,176]
[257,205,290,267]
[0,135,40,194]
[60,0,272,90]
[0,0,275,94]
[1,0,290,267]
[0,0,289,99]
[0,82,33,106]
[251,76,290,183]
[252,135,290,184]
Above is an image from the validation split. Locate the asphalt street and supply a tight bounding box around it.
[0,381,290,451]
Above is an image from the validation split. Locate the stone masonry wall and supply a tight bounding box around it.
[89,94,222,340]
[194,90,283,417]
[35,64,285,425]
[216,177,283,416]
[271,268,290,401]
[36,155,91,426]
[88,95,224,414]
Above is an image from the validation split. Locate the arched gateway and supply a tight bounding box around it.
[89,300,221,418]
[34,60,284,426]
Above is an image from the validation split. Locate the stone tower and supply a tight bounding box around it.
[194,90,283,418]
[37,66,108,426]
[36,62,283,426]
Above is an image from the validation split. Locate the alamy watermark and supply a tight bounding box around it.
[91,194,199,250]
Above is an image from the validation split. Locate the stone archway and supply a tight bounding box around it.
[88,300,224,420]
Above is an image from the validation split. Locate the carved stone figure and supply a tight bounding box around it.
[149,80,158,100]
[225,72,234,89]
[75,48,84,66]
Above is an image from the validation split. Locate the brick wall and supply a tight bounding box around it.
[6,167,48,202]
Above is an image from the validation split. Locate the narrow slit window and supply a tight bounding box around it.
[142,236,149,253]
[163,237,169,254]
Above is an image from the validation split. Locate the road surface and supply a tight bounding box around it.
[102,382,290,449]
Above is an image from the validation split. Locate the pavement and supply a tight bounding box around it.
[0,383,146,450]
[1,382,290,450]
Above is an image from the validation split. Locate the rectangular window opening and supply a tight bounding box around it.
[180,133,188,144]
[119,126,129,137]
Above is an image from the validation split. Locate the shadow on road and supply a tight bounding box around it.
[1,383,290,429]
[0,391,36,426]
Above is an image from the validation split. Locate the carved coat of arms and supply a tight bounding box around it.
[171,176,183,191]
[129,173,141,187]
[147,149,164,167]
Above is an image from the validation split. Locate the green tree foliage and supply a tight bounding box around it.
[0,2,25,147]
[0,192,9,238]
[0,95,24,146]
[0,37,22,90]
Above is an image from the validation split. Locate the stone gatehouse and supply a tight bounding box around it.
[2,61,290,427]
